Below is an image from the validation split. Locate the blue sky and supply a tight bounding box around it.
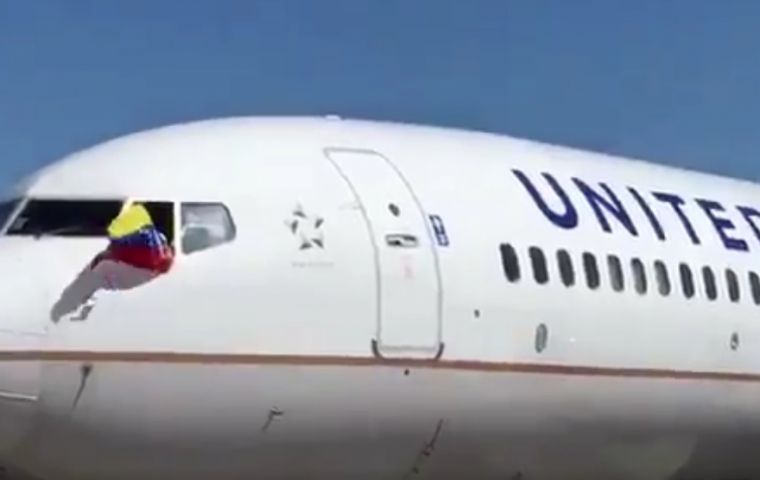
[2,1,760,191]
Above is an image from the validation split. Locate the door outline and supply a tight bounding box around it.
[324,147,445,360]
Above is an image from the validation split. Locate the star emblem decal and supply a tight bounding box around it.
[285,205,325,250]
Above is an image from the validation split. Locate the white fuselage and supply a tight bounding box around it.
[1,117,760,480]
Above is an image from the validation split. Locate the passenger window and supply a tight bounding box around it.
[607,255,624,292]
[500,243,521,282]
[654,260,671,296]
[583,252,600,290]
[181,203,236,255]
[726,269,740,303]
[6,199,124,237]
[750,272,760,305]
[631,258,647,295]
[529,247,548,285]
[680,263,695,299]
[703,266,718,301]
[557,249,575,287]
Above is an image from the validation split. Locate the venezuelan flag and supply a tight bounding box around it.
[104,203,174,273]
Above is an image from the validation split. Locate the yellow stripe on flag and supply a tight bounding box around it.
[108,203,153,239]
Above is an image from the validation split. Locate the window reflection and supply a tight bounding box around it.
[181,203,236,254]
[0,199,19,232]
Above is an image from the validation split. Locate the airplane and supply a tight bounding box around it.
[2,115,760,480]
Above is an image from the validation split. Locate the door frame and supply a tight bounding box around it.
[324,147,445,360]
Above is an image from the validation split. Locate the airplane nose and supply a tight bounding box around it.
[0,241,51,461]
[0,238,97,465]
[0,334,42,460]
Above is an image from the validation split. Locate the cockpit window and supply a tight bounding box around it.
[139,201,175,245]
[0,199,19,232]
[6,199,125,237]
[181,203,236,255]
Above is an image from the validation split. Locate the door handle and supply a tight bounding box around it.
[385,234,419,248]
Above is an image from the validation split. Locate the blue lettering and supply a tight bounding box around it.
[628,187,665,241]
[652,192,700,245]
[512,170,578,229]
[738,206,760,245]
[572,179,638,236]
[695,199,748,252]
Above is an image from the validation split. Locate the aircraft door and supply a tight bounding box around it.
[324,148,443,359]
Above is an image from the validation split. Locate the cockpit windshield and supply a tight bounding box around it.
[0,199,19,232]
[6,199,125,237]
[5,198,177,244]
[1,198,237,255]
